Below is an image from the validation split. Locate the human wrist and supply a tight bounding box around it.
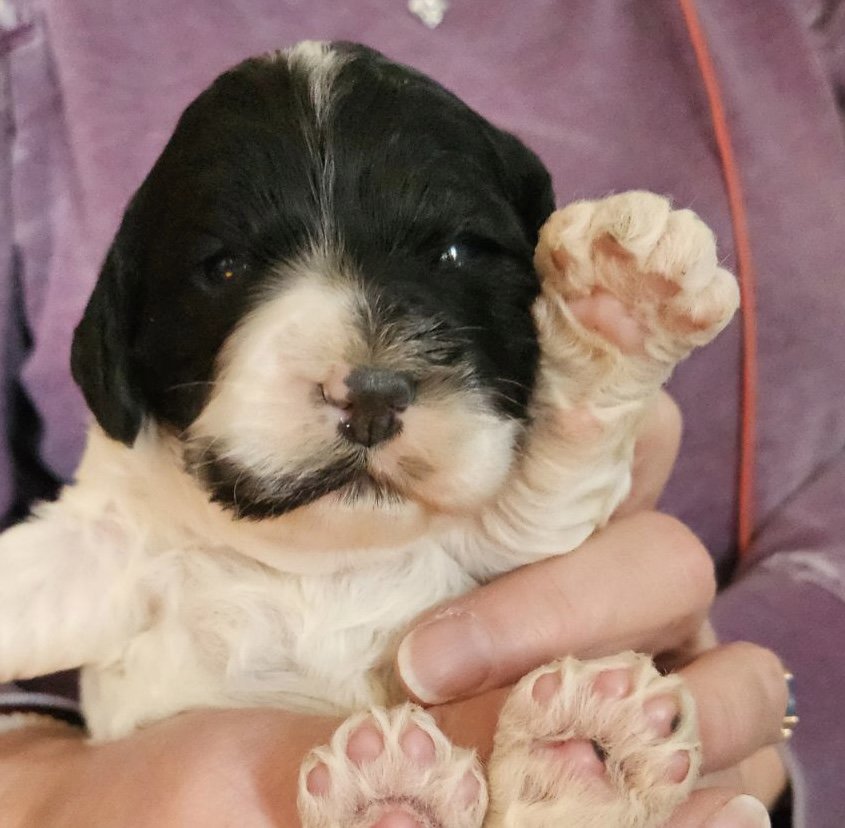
[0,720,87,828]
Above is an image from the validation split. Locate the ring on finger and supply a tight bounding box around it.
[781,672,799,740]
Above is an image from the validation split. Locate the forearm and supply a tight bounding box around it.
[0,721,85,828]
[0,677,86,826]
[0,706,343,828]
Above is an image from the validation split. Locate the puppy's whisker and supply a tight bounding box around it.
[165,380,217,391]
[166,379,253,394]
[495,377,532,392]
[493,391,522,410]
[442,325,486,336]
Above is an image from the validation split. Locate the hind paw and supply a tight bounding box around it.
[486,652,700,828]
[299,704,487,828]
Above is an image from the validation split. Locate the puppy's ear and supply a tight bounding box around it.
[71,233,146,446]
[489,127,556,242]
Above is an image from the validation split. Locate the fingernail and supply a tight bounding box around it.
[706,795,771,828]
[397,611,494,704]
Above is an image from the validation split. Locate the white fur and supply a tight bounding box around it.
[279,42,345,246]
[284,40,344,124]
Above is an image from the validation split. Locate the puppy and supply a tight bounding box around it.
[0,42,739,827]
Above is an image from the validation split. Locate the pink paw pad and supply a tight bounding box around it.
[305,762,332,797]
[567,290,648,354]
[347,720,386,765]
[399,724,436,765]
[532,671,562,704]
[592,667,634,699]
[537,737,612,787]
[644,694,681,739]
[371,812,424,828]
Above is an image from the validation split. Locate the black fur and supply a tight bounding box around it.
[71,43,555,515]
[189,440,405,520]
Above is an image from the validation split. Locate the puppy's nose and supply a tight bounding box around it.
[337,368,416,448]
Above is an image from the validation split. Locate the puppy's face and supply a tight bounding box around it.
[72,42,554,545]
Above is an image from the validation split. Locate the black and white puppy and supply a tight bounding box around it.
[0,42,738,827]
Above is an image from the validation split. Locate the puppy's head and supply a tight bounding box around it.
[72,42,554,544]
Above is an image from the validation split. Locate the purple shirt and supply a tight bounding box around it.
[1,0,844,823]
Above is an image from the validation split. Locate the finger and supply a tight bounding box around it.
[735,746,789,810]
[397,511,716,704]
[666,790,771,827]
[696,746,787,810]
[679,643,788,774]
[614,390,682,519]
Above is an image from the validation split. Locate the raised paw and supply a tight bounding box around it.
[534,191,739,367]
[486,652,700,828]
[299,704,487,828]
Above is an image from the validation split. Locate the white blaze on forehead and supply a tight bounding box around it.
[278,40,348,245]
[283,40,345,123]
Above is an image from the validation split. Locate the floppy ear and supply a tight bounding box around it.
[71,235,146,446]
[488,127,556,242]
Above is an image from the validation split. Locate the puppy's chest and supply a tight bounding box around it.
[139,537,476,715]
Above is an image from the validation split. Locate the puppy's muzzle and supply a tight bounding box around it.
[322,367,417,448]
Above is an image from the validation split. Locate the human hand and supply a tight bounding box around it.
[0,395,785,828]
[0,709,345,828]
[397,391,789,826]
[2,656,784,828]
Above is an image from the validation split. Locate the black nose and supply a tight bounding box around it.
[339,368,416,447]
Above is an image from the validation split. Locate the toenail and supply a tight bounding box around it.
[665,750,690,784]
[346,721,385,765]
[532,671,562,704]
[592,668,633,699]
[306,762,331,796]
[399,724,436,766]
[644,695,679,738]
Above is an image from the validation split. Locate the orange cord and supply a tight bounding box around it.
[678,0,759,556]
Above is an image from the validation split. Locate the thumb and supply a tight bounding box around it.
[665,791,771,827]
[396,512,713,704]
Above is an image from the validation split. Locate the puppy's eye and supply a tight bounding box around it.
[439,241,484,267]
[440,244,463,266]
[202,253,248,283]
